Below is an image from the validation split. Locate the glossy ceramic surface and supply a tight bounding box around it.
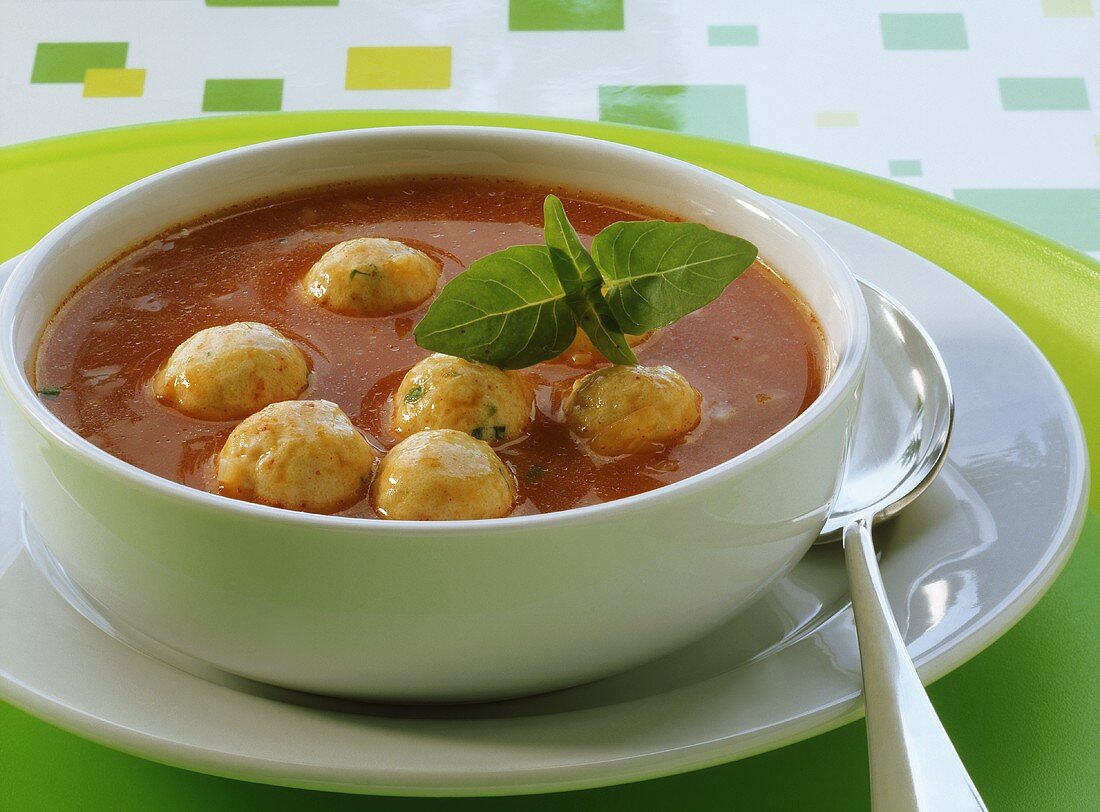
[0,206,1086,794]
[0,127,867,700]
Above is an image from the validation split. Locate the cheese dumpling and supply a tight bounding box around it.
[372,429,517,521]
[303,237,440,316]
[218,400,375,513]
[563,364,701,456]
[153,321,309,421]
[394,353,534,445]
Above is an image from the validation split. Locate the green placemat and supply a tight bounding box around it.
[1,112,1097,811]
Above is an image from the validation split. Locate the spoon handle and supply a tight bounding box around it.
[843,518,987,811]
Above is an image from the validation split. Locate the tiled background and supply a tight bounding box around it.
[1,0,1098,255]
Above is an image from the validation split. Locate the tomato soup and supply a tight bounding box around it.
[35,178,825,517]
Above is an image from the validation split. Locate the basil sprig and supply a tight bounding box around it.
[595,220,759,334]
[543,196,637,366]
[412,245,575,369]
[413,195,757,369]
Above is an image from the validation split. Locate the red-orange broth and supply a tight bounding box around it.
[35,178,825,517]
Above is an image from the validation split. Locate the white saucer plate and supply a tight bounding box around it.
[0,205,1088,796]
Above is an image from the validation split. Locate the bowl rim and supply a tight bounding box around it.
[0,125,870,534]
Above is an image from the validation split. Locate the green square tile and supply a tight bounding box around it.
[953,188,1100,251]
[205,1,338,5]
[599,85,749,143]
[31,42,128,84]
[880,13,968,50]
[509,0,623,31]
[708,25,759,47]
[202,79,283,112]
[889,160,923,178]
[999,77,1089,110]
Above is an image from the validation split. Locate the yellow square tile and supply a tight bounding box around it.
[346,47,451,90]
[83,67,146,97]
[1042,0,1093,16]
[815,111,859,127]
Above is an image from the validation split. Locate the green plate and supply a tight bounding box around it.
[1,112,1097,811]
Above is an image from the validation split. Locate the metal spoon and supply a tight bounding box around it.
[820,279,986,811]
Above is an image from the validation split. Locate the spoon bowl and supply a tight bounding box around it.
[820,279,953,541]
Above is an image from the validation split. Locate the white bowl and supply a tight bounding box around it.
[0,127,868,701]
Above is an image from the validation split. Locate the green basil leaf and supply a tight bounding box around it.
[592,221,758,334]
[543,195,638,366]
[413,245,576,369]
